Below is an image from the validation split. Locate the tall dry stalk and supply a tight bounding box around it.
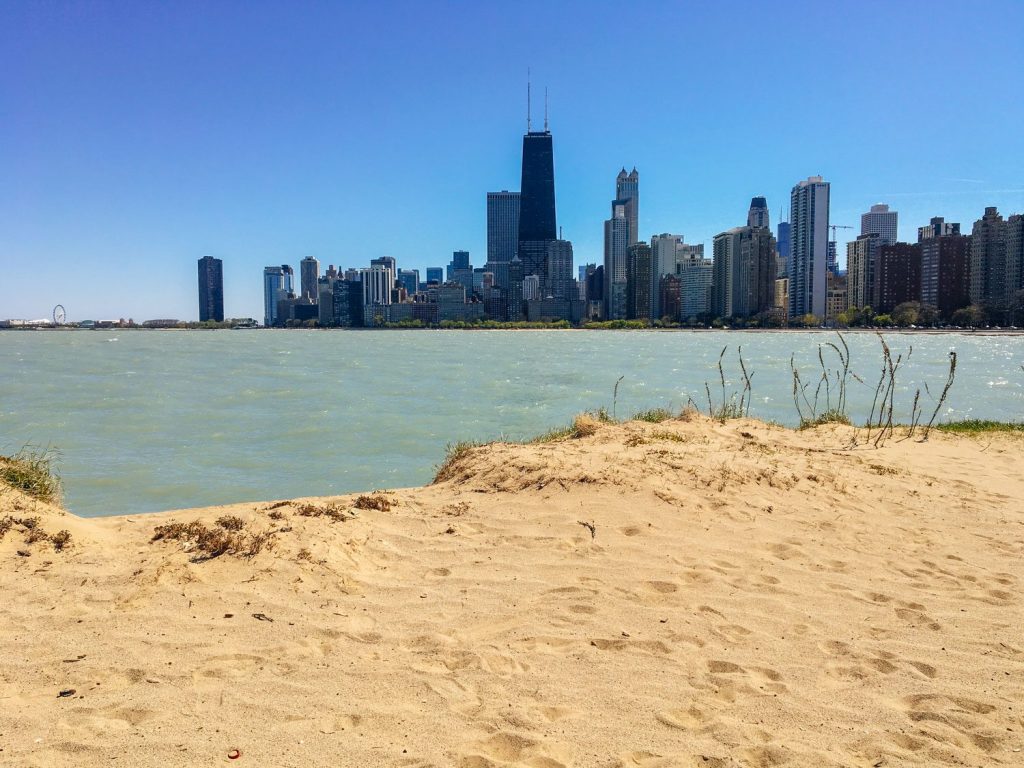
[922,351,958,440]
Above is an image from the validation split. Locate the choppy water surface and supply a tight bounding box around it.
[2,330,1022,517]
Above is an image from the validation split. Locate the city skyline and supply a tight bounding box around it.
[3,1,1023,321]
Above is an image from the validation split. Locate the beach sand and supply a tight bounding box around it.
[1,416,1022,766]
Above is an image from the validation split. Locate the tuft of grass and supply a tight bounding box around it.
[651,431,686,443]
[632,408,673,424]
[799,410,853,430]
[571,413,601,438]
[433,440,482,483]
[151,520,273,562]
[50,529,73,551]
[216,515,246,531]
[933,419,1024,435]
[296,501,352,521]
[353,493,394,512]
[0,515,73,552]
[530,425,576,444]
[0,447,62,504]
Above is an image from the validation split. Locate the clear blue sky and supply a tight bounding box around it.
[3,0,1022,321]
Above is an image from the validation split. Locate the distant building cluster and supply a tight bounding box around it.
[190,105,1024,330]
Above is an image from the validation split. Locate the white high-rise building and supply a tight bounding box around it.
[789,176,831,319]
[360,264,394,307]
[861,204,898,246]
[676,248,712,320]
[523,274,541,301]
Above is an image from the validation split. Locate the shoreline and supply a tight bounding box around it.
[4,325,1024,335]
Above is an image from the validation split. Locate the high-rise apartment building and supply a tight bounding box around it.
[1006,214,1024,324]
[300,256,320,301]
[874,243,922,313]
[659,274,682,322]
[546,239,574,300]
[789,176,830,319]
[712,225,777,319]
[615,168,640,245]
[747,197,770,229]
[197,256,224,322]
[920,234,971,318]
[970,207,1006,309]
[846,233,880,310]
[263,265,293,327]
[918,216,960,242]
[650,233,686,318]
[604,199,631,319]
[626,242,653,320]
[486,191,520,289]
[677,248,712,320]
[861,204,898,246]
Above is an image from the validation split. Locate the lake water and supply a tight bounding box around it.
[2,329,1022,517]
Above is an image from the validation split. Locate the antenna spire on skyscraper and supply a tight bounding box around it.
[544,86,549,131]
[527,68,532,132]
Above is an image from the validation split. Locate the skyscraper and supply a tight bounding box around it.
[861,204,898,246]
[920,234,971,318]
[546,240,574,300]
[970,207,1006,310]
[677,247,713,320]
[300,256,320,302]
[846,233,881,310]
[776,219,791,278]
[398,269,420,296]
[604,199,631,319]
[263,265,293,327]
[789,176,831,319]
[197,256,223,322]
[747,197,770,229]
[615,168,640,245]
[447,250,473,295]
[425,267,444,285]
[874,243,922,313]
[517,117,557,283]
[626,242,653,320]
[486,191,520,289]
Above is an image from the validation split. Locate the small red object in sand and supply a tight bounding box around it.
[228,749,241,760]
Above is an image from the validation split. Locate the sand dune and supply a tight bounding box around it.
[1,416,1022,766]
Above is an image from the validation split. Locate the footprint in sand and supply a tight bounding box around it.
[458,731,569,768]
[643,580,678,594]
[900,693,1003,753]
[655,705,708,730]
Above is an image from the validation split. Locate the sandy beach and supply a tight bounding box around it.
[1,415,1022,767]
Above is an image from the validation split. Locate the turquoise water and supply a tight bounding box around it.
[2,329,1022,517]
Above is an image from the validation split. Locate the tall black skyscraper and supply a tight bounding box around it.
[519,130,556,242]
[197,255,224,322]
[517,92,557,281]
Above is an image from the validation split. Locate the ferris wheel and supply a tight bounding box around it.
[53,304,66,326]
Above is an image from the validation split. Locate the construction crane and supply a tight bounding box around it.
[827,225,853,275]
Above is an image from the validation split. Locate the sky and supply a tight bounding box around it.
[2,0,1023,322]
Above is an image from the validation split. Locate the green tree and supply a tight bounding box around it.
[892,301,921,327]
